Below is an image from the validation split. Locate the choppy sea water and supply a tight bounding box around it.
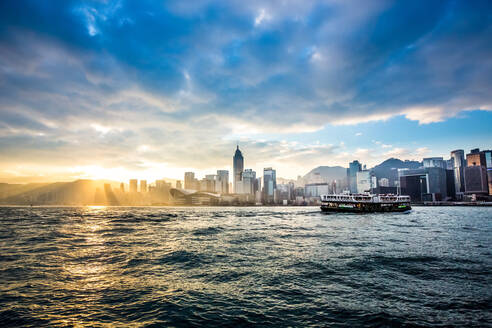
[0,206,491,327]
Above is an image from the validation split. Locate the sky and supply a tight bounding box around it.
[0,0,491,183]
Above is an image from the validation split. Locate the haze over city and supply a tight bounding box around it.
[1,0,491,184]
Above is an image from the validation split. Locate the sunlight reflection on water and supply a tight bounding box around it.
[0,206,491,327]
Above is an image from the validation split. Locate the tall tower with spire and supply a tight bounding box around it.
[233,145,244,194]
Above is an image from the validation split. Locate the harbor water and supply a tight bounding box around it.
[0,206,491,327]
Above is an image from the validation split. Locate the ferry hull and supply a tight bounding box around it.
[321,203,411,213]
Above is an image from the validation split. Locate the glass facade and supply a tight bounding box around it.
[347,160,362,193]
[450,150,465,194]
[484,151,492,195]
[263,168,276,204]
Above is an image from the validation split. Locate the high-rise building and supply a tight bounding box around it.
[240,169,256,194]
[216,170,229,194]
[347,160,362,193]
[129,179,138,193]
[176,180,182,189]
[120,182,125,192]
[464,165,488,195]
[233,145,244,193]
[466,148,485,167]
[356,170,372,194]
[184,172,196,190]
[450,149,465,195]
[263,167,276,204]
[140,180,147,193]
[464,149,489,195]
[484,150,492,195]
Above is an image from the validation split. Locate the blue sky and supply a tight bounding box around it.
[0,0,491,182]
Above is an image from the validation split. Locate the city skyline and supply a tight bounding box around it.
[2,144,490,207]
[1,1,491,183]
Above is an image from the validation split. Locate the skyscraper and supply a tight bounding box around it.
[241,169,256,194]
[356,170,373,194]
[233,145,244,193]
[347,160,362,193]
[450,149,465,195]
[184,172,195,190]
[484,150,492,195]
[216,170,229,194]
[263,167,276,204]
[464,149,489,196]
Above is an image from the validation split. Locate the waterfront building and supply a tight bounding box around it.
[399,167,448,202]
[233,146,244,193]
[464,166,488,195]
[263,167,276,204]
[140,180,147,193]
[347,160,362,193]
[464,149,489,196]
[129,179,138,193]
[216,170,229,194]
[450,149,465,196]
[446,169,456,199]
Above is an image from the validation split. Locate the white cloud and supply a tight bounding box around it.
[254,8,271,26]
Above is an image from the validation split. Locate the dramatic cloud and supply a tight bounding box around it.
[0,0,491,181]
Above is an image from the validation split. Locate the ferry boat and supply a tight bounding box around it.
[320,193,411,213]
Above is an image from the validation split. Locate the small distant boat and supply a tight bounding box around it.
[320,193,411,213]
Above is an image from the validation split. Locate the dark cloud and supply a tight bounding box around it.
[0,0,491,179]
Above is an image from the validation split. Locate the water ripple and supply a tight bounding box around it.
[0,206,491,327]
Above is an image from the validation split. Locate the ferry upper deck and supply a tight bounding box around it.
[321,194,411,203]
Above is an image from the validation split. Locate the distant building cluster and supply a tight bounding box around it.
[98,146,492,206]
[346,148,492,203]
